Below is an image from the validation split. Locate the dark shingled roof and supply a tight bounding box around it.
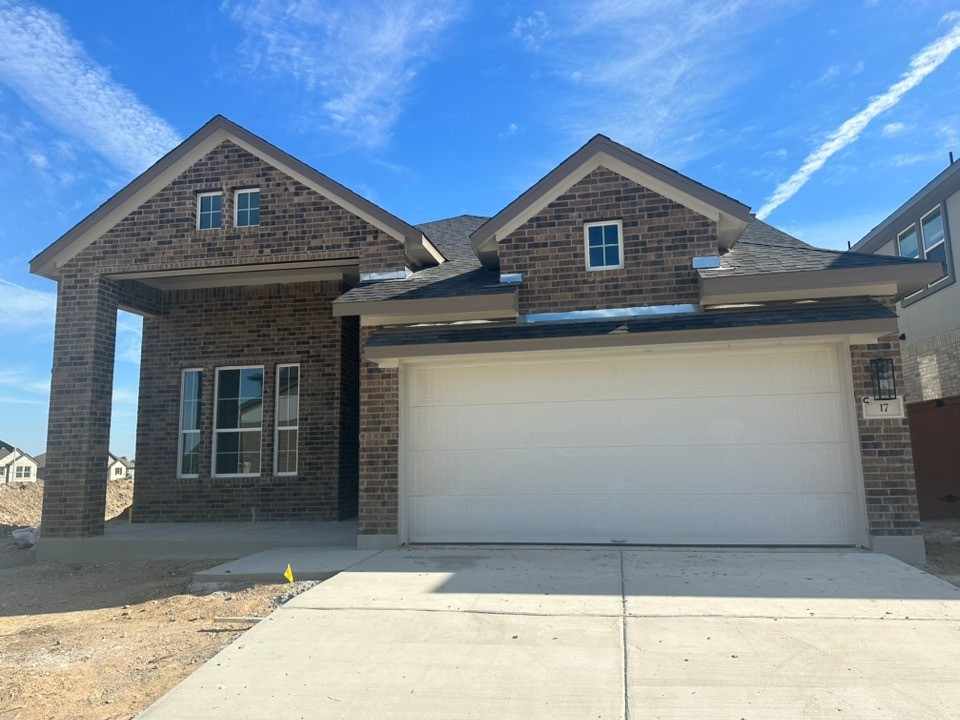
[699,218,934,278]
[334,215,515,304]
[366,300,895,348]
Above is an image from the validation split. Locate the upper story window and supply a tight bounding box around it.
[896,203,949,288]
[235,189,260,228]
[921,207,946,265]
[197,192,222,230]
[897,224,919,260]
[584,220,624,271]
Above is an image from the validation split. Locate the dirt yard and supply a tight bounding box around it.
[922,517,960,588]
[0,481,293,720]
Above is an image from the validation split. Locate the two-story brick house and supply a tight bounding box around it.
[31,116,942,562]
[852,160,960,519]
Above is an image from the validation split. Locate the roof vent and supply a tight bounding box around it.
[360,269,411,282]
[692,256,721,270]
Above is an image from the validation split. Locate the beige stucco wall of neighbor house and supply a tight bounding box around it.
[897,189,960,401]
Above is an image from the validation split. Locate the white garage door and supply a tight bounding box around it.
[403,344,864,546]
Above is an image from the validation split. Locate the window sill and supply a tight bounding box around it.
[900,272,955,308]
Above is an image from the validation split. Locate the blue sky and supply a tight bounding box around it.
[1,0,959,458]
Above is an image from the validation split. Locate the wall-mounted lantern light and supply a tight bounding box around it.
[869,357,897,400]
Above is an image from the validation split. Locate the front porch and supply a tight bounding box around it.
[36,519,358,562]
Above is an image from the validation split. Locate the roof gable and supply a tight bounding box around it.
[30,116,440,279]
[470,134,753,269]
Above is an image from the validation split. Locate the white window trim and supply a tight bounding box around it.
[234,188,260,228]
[196,191,223,231]
[274,363,300,476]
[583,219,625,271]
[177,368,203,478]
[212,365,264,478]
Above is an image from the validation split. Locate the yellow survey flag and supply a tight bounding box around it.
[283,563,295,583]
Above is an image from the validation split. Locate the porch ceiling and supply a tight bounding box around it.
[106,258,359,290]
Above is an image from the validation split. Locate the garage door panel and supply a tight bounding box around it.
[409,443,853,497]
[403,344,862,546]
[408,348,841,408]
[408,394,847,452]
[408,494,855,545]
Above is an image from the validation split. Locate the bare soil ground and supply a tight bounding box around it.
[922,517,960,588]
[0,481,291,720]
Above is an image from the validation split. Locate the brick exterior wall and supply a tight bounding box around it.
[850,336,921,538]
[131,281,357,522]
[498,167,717,315]
[70,139,407,276]
[42,139,398,535]
[358,326,400,537]
[901,328,960,402]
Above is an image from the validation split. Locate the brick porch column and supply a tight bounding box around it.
[850,337,925,564]
[357,326,400,549]
[41,273,119,538]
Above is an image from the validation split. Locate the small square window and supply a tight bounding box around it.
[197,192,222,230]
[235,189,260,228]
[584,220,623,270]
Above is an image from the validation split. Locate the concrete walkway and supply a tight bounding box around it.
[137,548,960,719]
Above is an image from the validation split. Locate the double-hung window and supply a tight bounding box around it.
[235,189,260,227]
[921,207,947,269]
[274,364,300,475]
[15,466,24,479]
[213,367,264,476]
[197,192,222,230]
[897,224,919,260]
[178,369,203,477]
[584,220,624,270]
[897,204,949,291]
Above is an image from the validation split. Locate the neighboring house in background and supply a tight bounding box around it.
[34,452,45,480]
[29,116,942,562]
[108,453,135,481]
[852,158,960,519]
[1,442,40,483]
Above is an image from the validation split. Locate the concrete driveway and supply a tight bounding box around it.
[138,548,960,720]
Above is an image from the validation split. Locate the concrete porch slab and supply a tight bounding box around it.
[37,520,357,562]
[192,546,381,583]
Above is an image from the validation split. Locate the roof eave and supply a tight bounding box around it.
[364,316,898,367]
[469,135,752,269]
[31,115,433,280]
[699,262,945,305]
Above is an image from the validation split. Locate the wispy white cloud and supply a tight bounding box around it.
[512,11,549,51]
[757,13,960,219]
[511,1,801,162]
[0,1,180,175]
[0,368,50,396]
[0,278,56,330]
[880,121,910,137]
[226,0,461,147]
